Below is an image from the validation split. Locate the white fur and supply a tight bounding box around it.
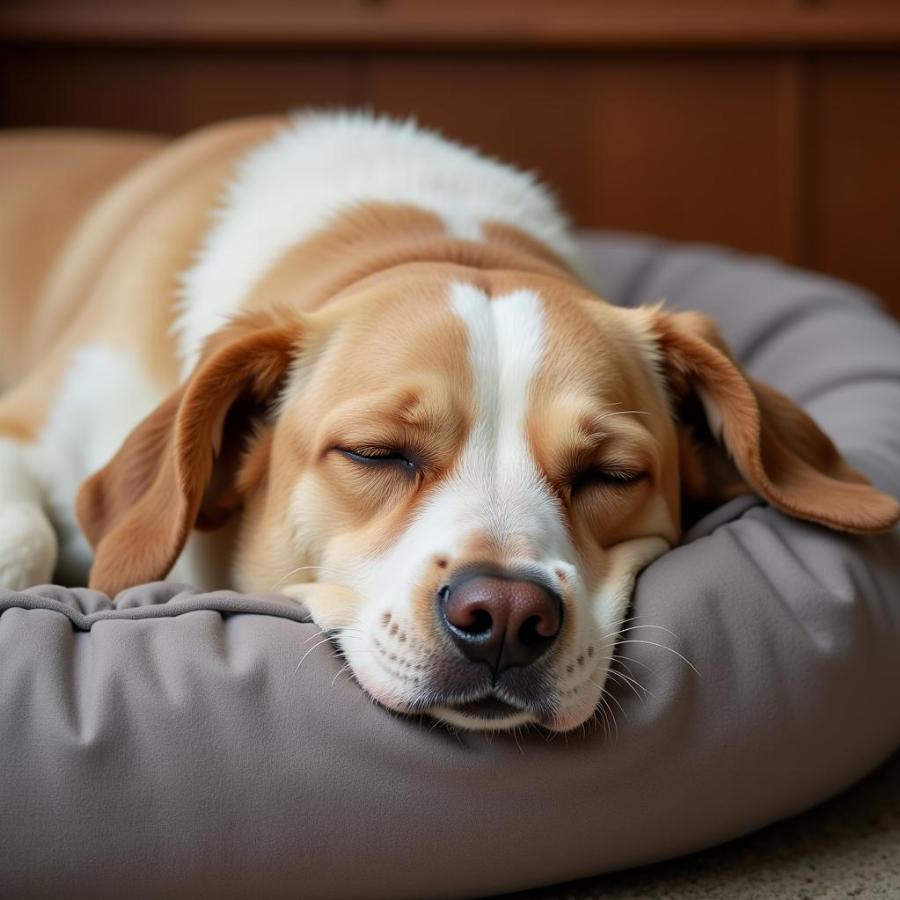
[0,343,164,590]
[0,344,226,590]
[0,439,57,588]
[445,283,571,560]
[0,502,57,590]
[27,345,166,583]
[176,111,580,374]
[0,343,232,591]
[0,439,42,506]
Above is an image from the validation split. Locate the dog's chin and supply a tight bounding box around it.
[429,697,537,732]
[361,680,602,734]
[428,696,602,733]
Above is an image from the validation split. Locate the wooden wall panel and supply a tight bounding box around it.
[1,3,899,314]
[366,55,595,223]
[810,54,900,309]
[0,47,363,132]
[582,56,798,260]
[367,55,797,261]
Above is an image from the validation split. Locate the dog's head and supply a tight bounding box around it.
[78,267,899,732]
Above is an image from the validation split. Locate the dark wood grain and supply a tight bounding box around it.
[810,54,900,310]
[1,2,898,315]
[3,0,900,49]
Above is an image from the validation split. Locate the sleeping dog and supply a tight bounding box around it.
[1,112,896,732]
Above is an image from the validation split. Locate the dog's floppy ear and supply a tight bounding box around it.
[77,311,303,595]
[652,309,899,533]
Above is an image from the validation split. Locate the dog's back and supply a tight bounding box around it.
[0,131,160,388]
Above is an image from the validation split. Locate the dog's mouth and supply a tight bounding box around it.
[427,691,542,730]
[448,695,521,719]
[329,625,564,730]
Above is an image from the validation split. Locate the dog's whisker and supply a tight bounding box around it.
[607,665,651,693]
[331,662,353,688]
[597,693,619,743]
[599,684,629,723]
[613,623,683,641]
[604,669,652,703]
[601,622,684,644]
[611,652,654,671]
[615,639,700,676]
[594,695,608,737]
[301,628,329,646]
[269,565,327,593]
[294,636,338,674]
[616,613,655,627]
[331,626,367,639]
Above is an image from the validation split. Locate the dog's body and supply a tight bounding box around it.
[0,118,279,586]
[1,113,896,732]
[0,114,582,589]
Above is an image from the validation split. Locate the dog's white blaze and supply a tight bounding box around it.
[447,282,570,558]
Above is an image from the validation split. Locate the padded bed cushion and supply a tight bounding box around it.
[1,232,899,900]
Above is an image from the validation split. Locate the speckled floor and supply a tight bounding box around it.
[503,751,900,900]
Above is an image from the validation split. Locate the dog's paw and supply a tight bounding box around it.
[0,501,58,591]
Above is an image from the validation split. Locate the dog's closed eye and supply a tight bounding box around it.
[337,447,419,474]
[568,466,647,497]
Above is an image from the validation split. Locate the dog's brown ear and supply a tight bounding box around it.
[77,311,303,595]
[653,309,899,533]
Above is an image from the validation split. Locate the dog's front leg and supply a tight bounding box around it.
[0,439,57,590]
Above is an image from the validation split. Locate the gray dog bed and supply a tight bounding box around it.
[1,232,898,900]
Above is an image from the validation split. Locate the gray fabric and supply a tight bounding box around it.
[0,582,312,630]
[1,233,899,900]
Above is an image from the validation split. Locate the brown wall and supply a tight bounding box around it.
[2,0,900,314]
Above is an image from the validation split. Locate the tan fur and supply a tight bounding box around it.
[77,311,302,596]
[232,265,479,595]
[653,310,900,533]
[0,131,163,388]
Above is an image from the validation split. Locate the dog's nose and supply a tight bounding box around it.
[438,569,562,672]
